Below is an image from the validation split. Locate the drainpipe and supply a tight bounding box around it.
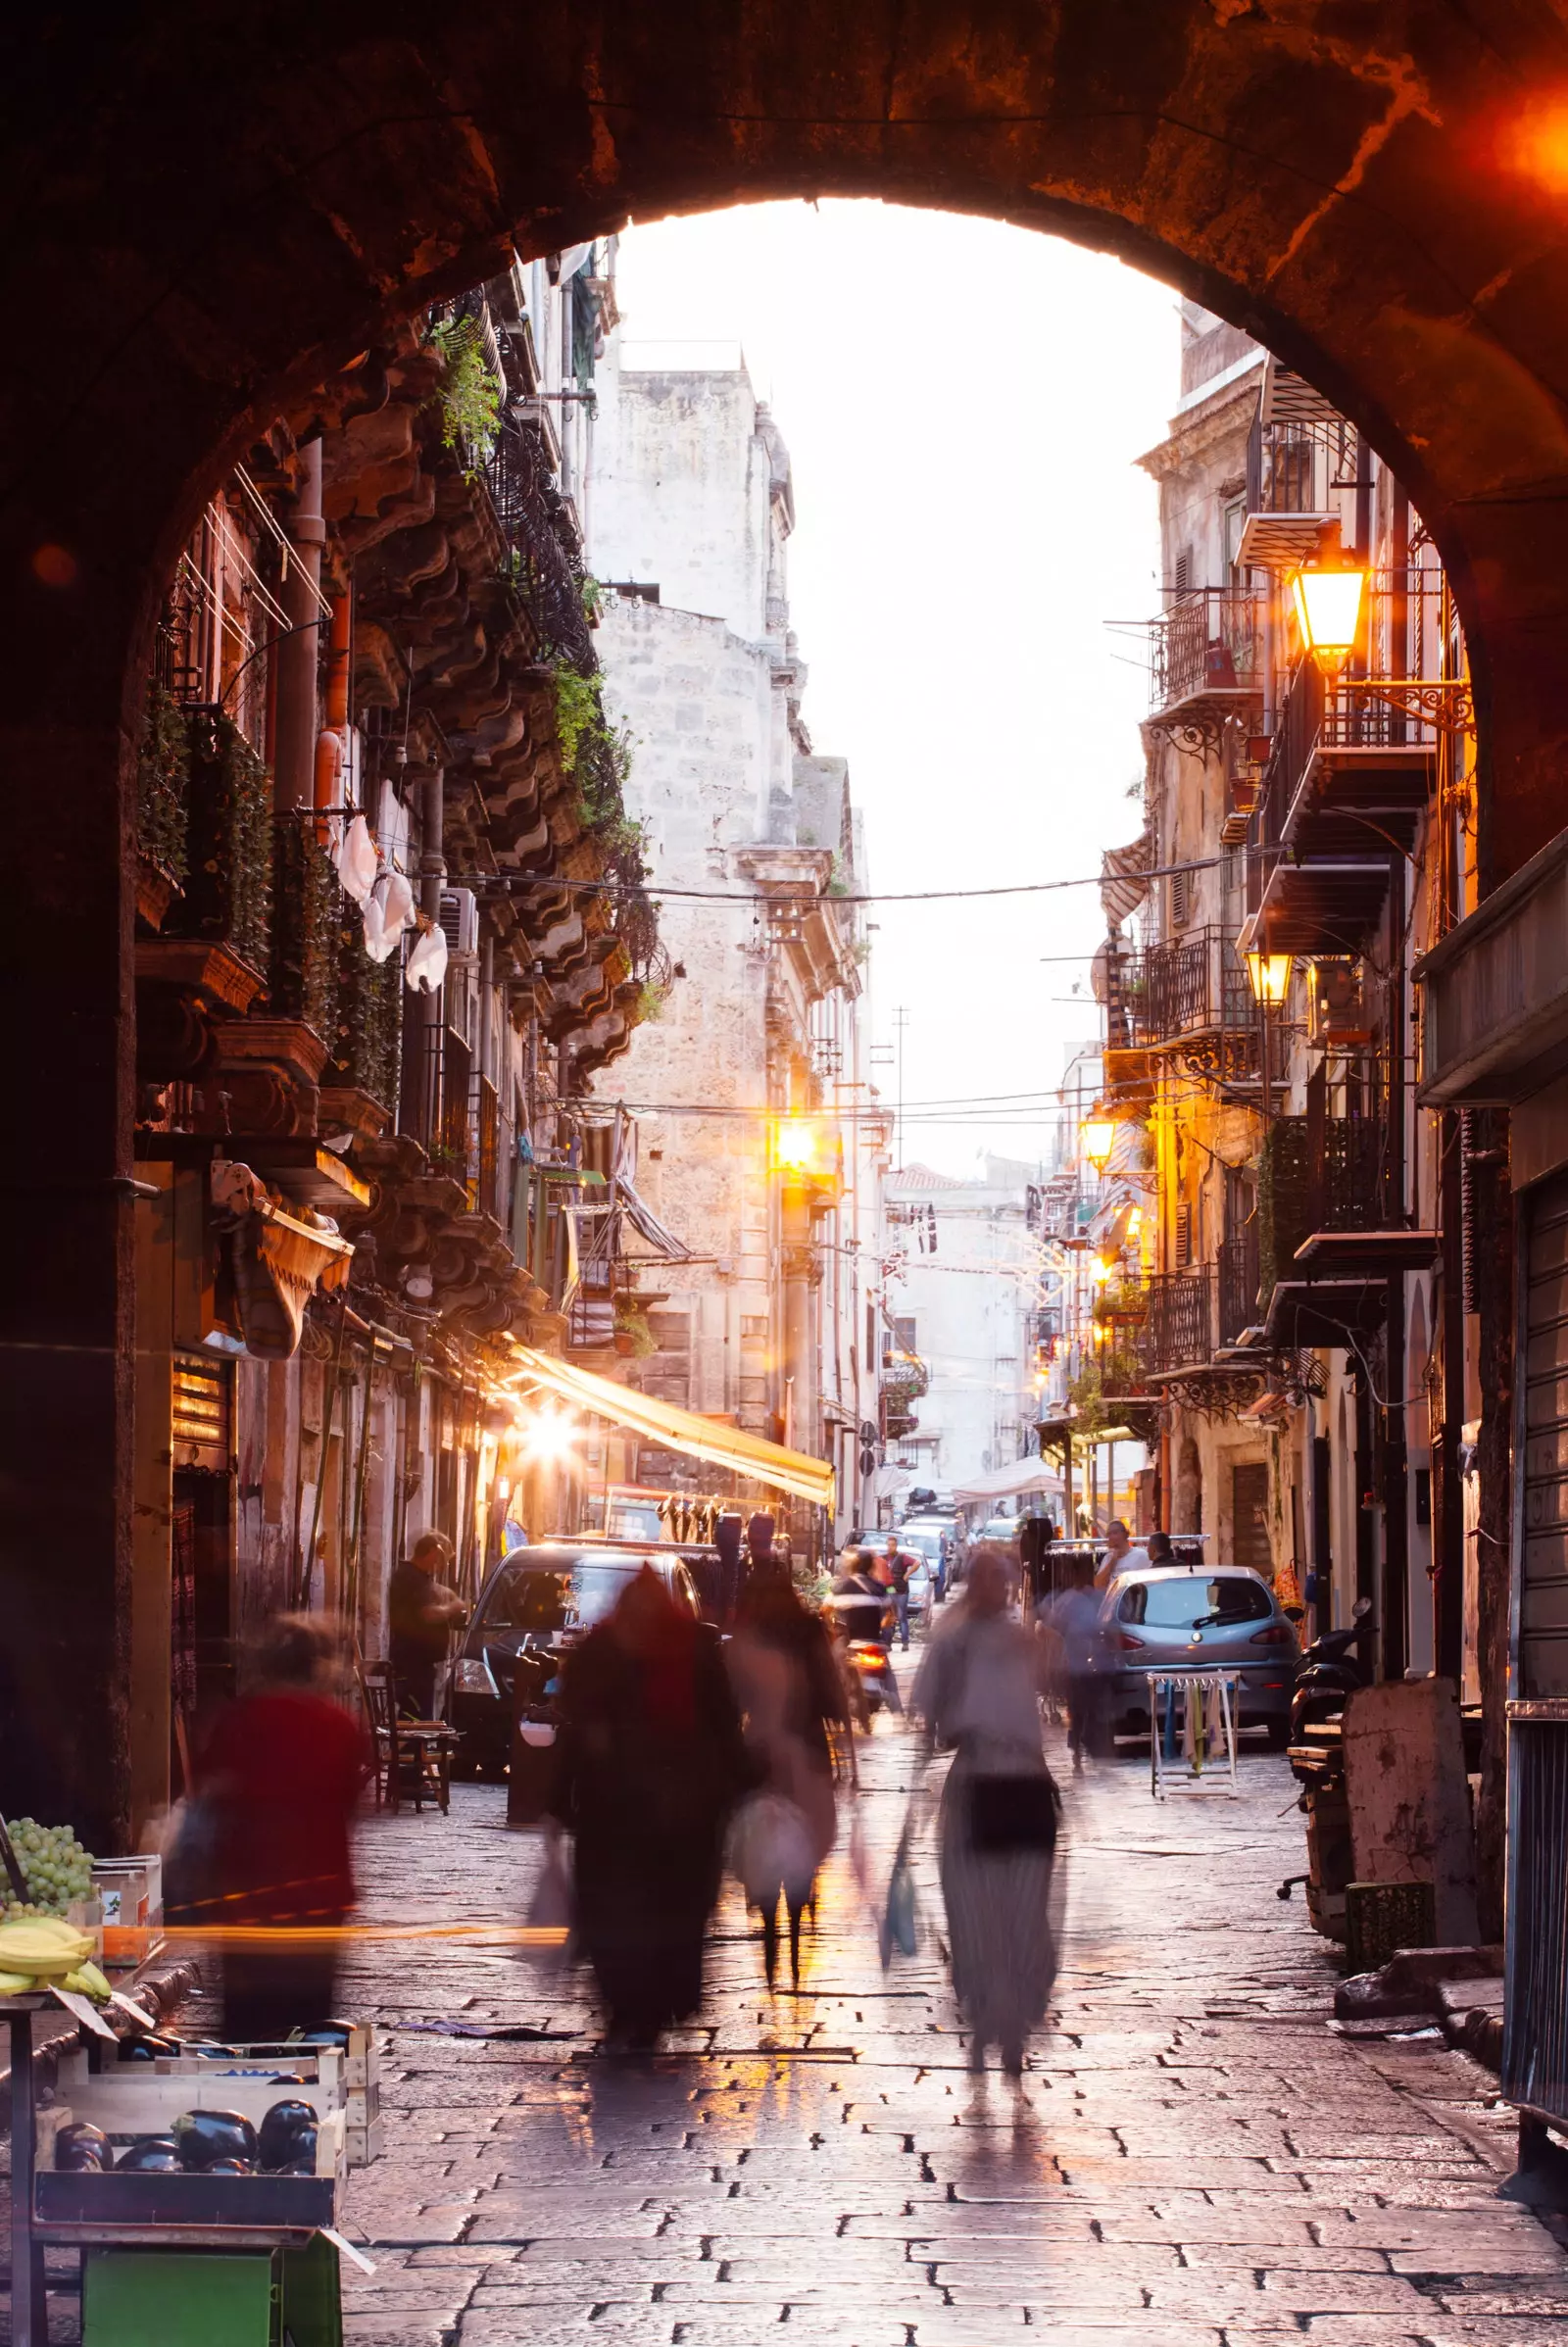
[314,592,353,815]
[274,438,325,810]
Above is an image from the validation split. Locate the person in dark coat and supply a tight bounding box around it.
[714,1511,745,1628]
[549,1566,751,2048]
[387,1530,466,1718]
[747,1509,775,1566]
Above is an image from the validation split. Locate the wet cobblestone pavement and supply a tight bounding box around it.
[318,1692,1568,2347]
[11,1676,1568,2344]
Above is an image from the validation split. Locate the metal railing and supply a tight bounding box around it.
[480,418,595,670]
[1217,1224,1261,1345]
[1132,1271,1215,1378]
[1246,408,1357,515]
[1258,1112,1389,1297]
[1104,929,1255,1051]
[1149,589,1264,712]
[1503,1717,1568,2127]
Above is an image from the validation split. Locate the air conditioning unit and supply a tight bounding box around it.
[439,887,479,958]
[438,888,480,1045]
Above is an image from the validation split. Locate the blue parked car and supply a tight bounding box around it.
[1097,1564,1299,1747]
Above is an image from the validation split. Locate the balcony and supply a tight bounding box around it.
[1217,1221,1261,1347]
[1103,928,1259,1083]
[1416,823,1568,1116]
[1145,588,1264,758]
[1239,372,1357,571]
[1244,585,1451,958]
[1129,1270,1215,1379]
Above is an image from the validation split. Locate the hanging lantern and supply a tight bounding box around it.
[1291,559,1367,676]
[1243,946,1293,1006]
[1080,1116,1116,1174]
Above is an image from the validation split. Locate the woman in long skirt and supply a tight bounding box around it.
[910,1550,1061,2098]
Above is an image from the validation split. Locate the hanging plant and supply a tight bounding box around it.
[428,314,500,477]
[332,907,402,1113]
[135,680,191,886]
[172,709,273,974]
[270,819,340,1039]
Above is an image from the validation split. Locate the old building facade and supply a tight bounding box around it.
[591,353,888,1548]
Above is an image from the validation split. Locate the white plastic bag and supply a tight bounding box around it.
[727,1791,817,1908]
[335,812,378,906]
[405,921,448,993]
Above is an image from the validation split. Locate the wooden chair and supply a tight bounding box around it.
[359,1660,459,1815]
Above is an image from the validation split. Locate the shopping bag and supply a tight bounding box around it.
[879,1826,917,1968]
[523,1834,574,1969]
[727,1791,817,1907]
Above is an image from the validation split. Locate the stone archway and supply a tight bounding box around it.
[11,2,1568,1836]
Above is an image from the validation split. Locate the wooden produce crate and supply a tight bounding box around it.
[45,2059,348,2183]
[58,2029,381,2170]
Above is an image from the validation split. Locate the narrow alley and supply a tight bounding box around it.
[316,1712,1568,2347]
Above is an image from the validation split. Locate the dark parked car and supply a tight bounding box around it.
[1096,1564,1299,1746]
[450,1543,710,1777]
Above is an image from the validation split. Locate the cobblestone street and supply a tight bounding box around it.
[316,1691,1568,2347]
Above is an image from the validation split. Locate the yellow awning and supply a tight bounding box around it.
[507,1343,835,1508]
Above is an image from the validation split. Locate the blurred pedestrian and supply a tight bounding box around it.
[885,1539,912,1650]
[200,1615,369,2042]
[1146,1529,1175,1565]
[388,1530,466,1718]
[714,1511,745,1628]
[550,1566,749,2048]
[1046,1559,1107,1772]
[726,1562,850,1987]
[911,1552,1061,2103]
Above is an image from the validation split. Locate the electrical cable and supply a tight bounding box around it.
[444,855,1219,907]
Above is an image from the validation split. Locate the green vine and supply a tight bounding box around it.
[551,664,608,780]
[173,709,273,974]
[428,315,501,477]
[135,681,191,886]
[331,910,402,1114]
[270,821,340,1039]
[634,979,668,1024]
[580,574,606,620]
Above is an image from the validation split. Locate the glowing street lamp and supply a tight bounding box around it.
[1291,558,1367,676]
[515,1405,579,1467]
[772,1117,828,1176]
[1080,1115,1116,1175]
[1244,946,1294,1007]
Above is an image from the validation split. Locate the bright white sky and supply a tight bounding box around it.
[614,201,1179,1177]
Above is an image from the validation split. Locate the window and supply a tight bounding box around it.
[480,1560,635,1633]
[1170,866,1192,932]
[1118,1575,1272,1629]
[1173,548,1193,594]
[893,1316,917,1354]
[1223,498,1247,583]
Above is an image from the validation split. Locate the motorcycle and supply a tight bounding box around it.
[1279,1595,1373,1939]
[847,1638,900,1717]
[1288,1594,1375,1777]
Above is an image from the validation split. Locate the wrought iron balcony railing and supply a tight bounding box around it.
[1130,1271,1215,1379]
[481,418,596,670]
[1148,589,1264,714]
[1257,1113,1388,1300]
[1245,407,1357,520]
[1217,1223,1261,1346]
[1103,929,1256,1070]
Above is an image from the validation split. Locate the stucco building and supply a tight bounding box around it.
[591,350,887,1546]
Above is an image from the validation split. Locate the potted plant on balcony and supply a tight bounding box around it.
[134,681,191,930]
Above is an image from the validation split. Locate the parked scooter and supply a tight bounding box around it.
[1288,1594,1374,1778]
[1279,1595,1373,1939]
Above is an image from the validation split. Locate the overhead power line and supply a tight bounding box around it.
[452,856,1215,907]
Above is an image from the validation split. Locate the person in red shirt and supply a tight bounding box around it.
[199,1615,370,2042]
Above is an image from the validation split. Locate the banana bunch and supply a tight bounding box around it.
[0,1917,107,1997]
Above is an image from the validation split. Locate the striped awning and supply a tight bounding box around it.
[505,1343,835,1508]
[1100,831,1154,928]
